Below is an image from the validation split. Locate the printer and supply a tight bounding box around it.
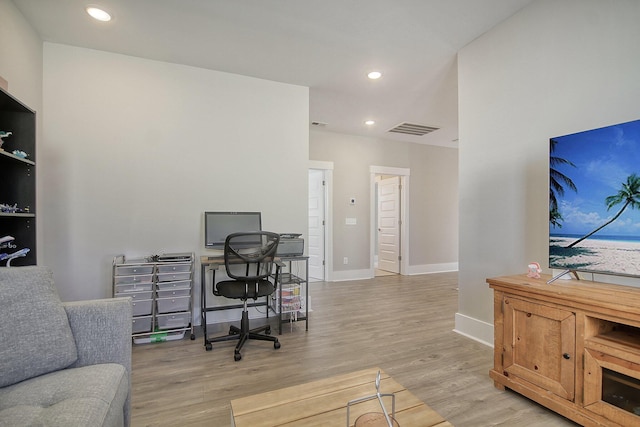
[276,233,304,257]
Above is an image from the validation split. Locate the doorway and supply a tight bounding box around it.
[376,175,401,275]
[370,166,409,276]
[308,161,333,282]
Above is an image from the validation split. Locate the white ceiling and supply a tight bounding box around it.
[12,0,534,148]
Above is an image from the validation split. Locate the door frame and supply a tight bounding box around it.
[309,160,333,282]
[369,165,409,276]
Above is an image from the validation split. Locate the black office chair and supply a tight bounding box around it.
[209,231,281,361]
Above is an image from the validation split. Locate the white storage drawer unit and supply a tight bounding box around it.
[157,280,190,291]
[115,265,154,276]
[157,296,190,313]
[157,312,191,330]
[157,272,191,282]
[157,288,190,298]
[132,299,153,316]
[115,290,153,300]
[114,282,153,293]
[132,316,153,334]
[114,274,153,285]
[157,263,191,273]
[113,253,194,342]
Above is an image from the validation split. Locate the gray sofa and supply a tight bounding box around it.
[0,266,132,427]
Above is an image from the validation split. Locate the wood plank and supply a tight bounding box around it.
[231,374,418,426]
[231,367,387,416]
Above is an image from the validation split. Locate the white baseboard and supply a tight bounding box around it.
[453,312,493,347]
[331,269,373,282]
[406,262,458,275]
[330,264,458,281]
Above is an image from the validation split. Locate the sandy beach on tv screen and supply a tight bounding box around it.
[550,237,640,276]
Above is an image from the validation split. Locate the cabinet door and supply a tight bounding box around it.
[503,296,576,401]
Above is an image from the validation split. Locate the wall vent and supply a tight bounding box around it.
[388,122,439,136]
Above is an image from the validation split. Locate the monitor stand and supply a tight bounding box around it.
[547,269,580,284]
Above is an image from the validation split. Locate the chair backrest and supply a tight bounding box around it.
[224,231,280,281]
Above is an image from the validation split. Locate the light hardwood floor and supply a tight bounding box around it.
[131,272,578,426]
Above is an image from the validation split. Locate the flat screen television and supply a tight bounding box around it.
[549,119,640,277]
[204,211,262,249]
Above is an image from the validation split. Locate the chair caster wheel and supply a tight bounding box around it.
[190,334,196,340]
[274,341,281,350]
[234,352,242,361]
[205,343,212,351]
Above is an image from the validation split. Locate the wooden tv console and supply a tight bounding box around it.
[488,274,640,427]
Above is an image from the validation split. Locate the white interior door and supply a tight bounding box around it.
[308,169,325,280]
[377,176,400,273]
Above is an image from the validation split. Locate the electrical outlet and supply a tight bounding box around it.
[343,257,348,265]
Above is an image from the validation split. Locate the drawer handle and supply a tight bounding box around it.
[563,353,571,360]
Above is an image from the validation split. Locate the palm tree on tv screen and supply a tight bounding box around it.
[550,138,577,228]
[568,173,640,248]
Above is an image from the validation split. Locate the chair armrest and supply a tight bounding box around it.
[63,297,132,371]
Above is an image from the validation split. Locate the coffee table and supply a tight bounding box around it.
[230,367,453,426]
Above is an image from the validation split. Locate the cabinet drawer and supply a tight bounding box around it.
[157,312,190,330]
[157,288,190,298]
[115,290,153,300]
[157,272,190,282]
[157,263,191,273]
[115,265,154,276]
[115,274,153,285]
[157,296,190,313]
[156,280,190,291]
[132,299,153,316]
[132,315,152,334]
[115,282,153,293]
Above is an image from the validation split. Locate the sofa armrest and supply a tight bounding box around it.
[64,297,132,427]
[63,297,132,370]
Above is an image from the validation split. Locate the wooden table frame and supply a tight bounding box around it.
[230,367,452,426]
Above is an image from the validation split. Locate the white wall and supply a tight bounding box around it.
[0,0,41,112]
[41,43,309,304]
[457,0,640,344]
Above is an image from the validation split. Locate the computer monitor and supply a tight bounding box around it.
[204,211,262,249]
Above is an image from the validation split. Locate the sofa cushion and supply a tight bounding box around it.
[0,363,128,427]
[0,266,78,388]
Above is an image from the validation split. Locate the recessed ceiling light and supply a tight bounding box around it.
[367,71,382,80]
[365,120,375,126]
[86,6,112,22]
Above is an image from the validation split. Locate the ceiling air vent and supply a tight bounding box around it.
[388,122,439,136]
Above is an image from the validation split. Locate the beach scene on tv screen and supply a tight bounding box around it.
[550,119,640,276]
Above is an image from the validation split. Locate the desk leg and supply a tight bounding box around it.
[278,275,283,335]
[305,257,309,331]
[201,263,207,347]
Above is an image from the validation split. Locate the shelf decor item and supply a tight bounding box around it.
[0,130,12,150]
